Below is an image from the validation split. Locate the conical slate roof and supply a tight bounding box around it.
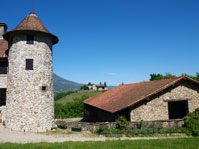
[4,10,58,44]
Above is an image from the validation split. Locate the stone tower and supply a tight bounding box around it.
[3,10,58,132]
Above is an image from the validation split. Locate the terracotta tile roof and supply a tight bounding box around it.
[13,10,48,33]
[84,76,199,113]
[96,85,104,87]
[0,39,8,57]
[3,10,58,44]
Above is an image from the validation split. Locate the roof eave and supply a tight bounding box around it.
[3,29,59,45]
[113,76,199,113]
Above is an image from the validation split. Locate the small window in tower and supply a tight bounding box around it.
[27,35,34,44]
[26,59,33,70]
[41,86,46,91]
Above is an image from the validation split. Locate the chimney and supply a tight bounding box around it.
[0,23,8,39]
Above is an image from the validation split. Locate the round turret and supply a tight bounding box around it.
[4,10,58,132]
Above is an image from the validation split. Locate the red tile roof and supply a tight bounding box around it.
[0,39,8,57]
[84,76,199,113]
[14,10,49,33]
[3,10,58,45]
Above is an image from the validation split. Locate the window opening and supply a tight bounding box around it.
[168,100,188,119]
[27,35,34,44]
[42,86,47,91]
[26,59,33,70]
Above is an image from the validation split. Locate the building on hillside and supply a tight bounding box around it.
[0,10,58,132]
[84,76,199,122]
[88,83,107,91]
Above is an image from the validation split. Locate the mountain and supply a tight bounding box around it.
[53,73,83,93]
[53,73,116,93]
[107,85,115,89]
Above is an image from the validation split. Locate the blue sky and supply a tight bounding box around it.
[1,0,199,85]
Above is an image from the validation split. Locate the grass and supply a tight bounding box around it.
[55,91,102,105]
[0,137,199,148]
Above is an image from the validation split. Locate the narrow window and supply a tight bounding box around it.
[27,35,34,44]
[0,88,6,106]
[42,86,47,91]
[26,59,33,70]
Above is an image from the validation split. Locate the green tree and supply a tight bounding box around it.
[104,82,107,88]
[80,85,88,90]
[150,73,176,81]
[55,95,89,118]
[150,72,199,81]
[181,73,199,81]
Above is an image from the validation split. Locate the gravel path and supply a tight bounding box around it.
[0,124,190,144]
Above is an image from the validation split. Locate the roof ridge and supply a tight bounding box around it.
[123,76,182,86]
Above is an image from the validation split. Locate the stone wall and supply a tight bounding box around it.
[130,83,199,121]
[55,119,184,132]
[0,106,6,122]
[0,75,7,88]
[0,75,7,122]
[5,33,54,132]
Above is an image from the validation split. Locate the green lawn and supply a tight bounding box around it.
[0,137,199,149]
[55,91,101,105]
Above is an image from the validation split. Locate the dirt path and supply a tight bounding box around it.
[0,124,190,144]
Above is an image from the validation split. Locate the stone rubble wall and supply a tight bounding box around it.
[5,34,54,132]
[0,75,7,122]
[55,119,184,132]
[0,106,6,122]
[130,84,199,121]
[0,75,7,88]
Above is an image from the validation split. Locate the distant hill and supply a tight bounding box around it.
[53,73,115,93]
[55,91,102,105]
[53,73,83,93]
[107,85,115,89]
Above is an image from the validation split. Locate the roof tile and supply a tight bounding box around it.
[84,76,198,113]
[0,39,8,57]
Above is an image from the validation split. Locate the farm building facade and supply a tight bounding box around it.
[84,76,199,122]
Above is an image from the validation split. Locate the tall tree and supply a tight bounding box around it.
[104,82,107,88]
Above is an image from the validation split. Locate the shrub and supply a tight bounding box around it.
[57,123,67,129]
[95,125,108,134]
[184,108,199,136]
[55,95,89,118]
[116,116,130,130]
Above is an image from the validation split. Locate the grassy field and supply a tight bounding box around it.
[0,137,199,148]
[55,91,102,105]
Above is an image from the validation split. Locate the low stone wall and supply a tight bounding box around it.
[55,119,184,132]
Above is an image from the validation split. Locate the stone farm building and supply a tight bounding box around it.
[0,10,58,132]
[84,76,199,122]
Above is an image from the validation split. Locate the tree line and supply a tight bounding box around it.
[150,73,199,81]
